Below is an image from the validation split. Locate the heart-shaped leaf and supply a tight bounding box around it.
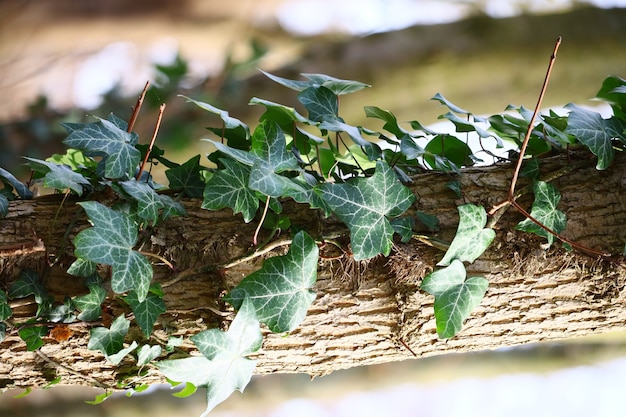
[438,204,495,266]
[515,181,566,246]
[88,315,138,364]
[23,157,90,195]
[124,286,166,337]
[224,231,318,333]
[202,158,258,222]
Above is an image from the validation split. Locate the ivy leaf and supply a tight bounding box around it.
[431,92,471,115]
[250,120,300,172]
[165,154,205,198]
[67,258,97,277]
[298,86,338,122]
[364,106,410,139]
[0,291,12,321]
[317,161,415,260]
[73,277,106,322]
[250,97,311,125]
[8,269,52,318]
[319,118,382,161]
[119,179,163,224]
[302,73,370,95]
[62,117,141,179]
[225,231,318,333]
[123,286,166,337]
[515,181,566,246]
[595,75,626,120]
[202,158,258,222]
[421,260,488,339]
[260,70,311,92]
[0,193,7,218]
[74,201,152,302]
[565,103,625,170]
[23,157,90,195]
[182,96,250,149]
[424,134,473,170]
[88,315,137,365]
[391,217,414,243]
[439,204,495,266]
[137,344,162,366]
[18,326,47,351]
[0,166,33,199]
[440,112,503,147]
[158,297,262,417]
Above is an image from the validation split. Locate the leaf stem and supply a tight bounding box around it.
[128,81,150,133]
[253,195,271,246]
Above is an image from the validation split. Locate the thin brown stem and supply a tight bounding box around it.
[136,103,166,181]
[128,81,150,133]
[508,37,561,200]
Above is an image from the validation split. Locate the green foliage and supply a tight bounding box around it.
[2,68,626,415]
[225,230,318,333]
[158,297,262,416]
[515,181,566,246]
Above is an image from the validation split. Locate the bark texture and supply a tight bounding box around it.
[1,151,626,390]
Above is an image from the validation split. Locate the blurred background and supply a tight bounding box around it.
[1,0,626,415]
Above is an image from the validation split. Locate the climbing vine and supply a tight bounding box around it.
[1,49,626,414]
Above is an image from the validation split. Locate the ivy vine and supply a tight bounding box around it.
[1,55,625,414]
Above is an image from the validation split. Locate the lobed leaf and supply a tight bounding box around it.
[439,204,495,266]
[202,158,258,222]
[515,181,566,246]
[317,161,415,260]
[23,157,90,195]
[124,288,166,337]
[165,154,205,198]
[225,231,318,333]
[88,315,137,365]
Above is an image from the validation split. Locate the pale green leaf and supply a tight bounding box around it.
[120,179,163,224]
[225,231,318,333]
[88,315,137,364]
[302,73,370,95]
[137,344,162,366]
[434,276,488,339]
[515,181,566,246]
[74,201,152,301]
[23,157,90,195]
[421,259,466,296]
[317,161,415,260]
[158,298,261,416]
[439,204,495,266]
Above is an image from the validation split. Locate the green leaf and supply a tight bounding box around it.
[439,204,495,266]
[515,181,566,246]
[172,382,198,398]
[47,148,97,172]
[137,344,162,366]
[431,92,470,115]
[416,212,440,231]
[123,288,166,337]
[13,388,32,398]
[0,166,33,199]
[225,231,318,333]
[49,299,76,323]
[260,70,311,91]
[422,260,488,338]
[74,201,152,302]
[158,297,262,416]
[165,154,206,198]
[8,269,51,317]
[85,391,112,405]
[88,315,137,365]
[67,258,97,277]
[0,193,8,218]
[318,118,382,161]
[440,112,503,147]
[424,134,473,170]
[250,97,312,125]
[0,291,12,321]
[0,323,6,342]
[250,120,300,172]
[23,157,91,195]
[364,106,409,139]
[298,86,338,122]
[302,73,370,95]
[391,217,414,243]
[120,179,163,224]
[74,279,106,322]
[182,96,250,148]
[62,117,141,179]
[400,136,426,160]
[317,161,415,260]
[595,75,626,120]
[166,336,183,352]
[202,158,258,222]
[565,103,624,170]
[18,325,47,351]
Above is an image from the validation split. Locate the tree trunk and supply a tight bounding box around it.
[1,151,625,390]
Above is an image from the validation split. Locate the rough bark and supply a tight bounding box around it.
[1,151,626,390]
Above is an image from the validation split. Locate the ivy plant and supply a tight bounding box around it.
[0,67,625,415]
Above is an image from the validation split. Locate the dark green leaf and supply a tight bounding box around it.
[317,161,415,260]
[62,117,141,179]
[260,70,311,91]
[391,217,414,243]
[120,179,163,224]
[424,134,473,170]
[23,157,90,195]
[19,326,47,351]
[0,166,33,199]
[0,193,8,218]
[515,181,566,246]
[165,154,205,198]
[74,279,105,322]
[250,120,300,173]
[431,93,470,115]
[74,201,152,302]
[595,75,626,120]
[88,315,137,365]
[225,231,318,333]
[565,103,624,170]
[250,97,311,125]
[67,258,97,277]
[416,212,440,231]
[202,158,258,222]
[319,118,382,161]
[124,289,166,337]
[302,73,370,95]
[0,291,12,321]
[182,96,250,148]
[439,204,495,266]
[298,86,338,123]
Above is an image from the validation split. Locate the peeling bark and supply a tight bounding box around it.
[1,151,625,389]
